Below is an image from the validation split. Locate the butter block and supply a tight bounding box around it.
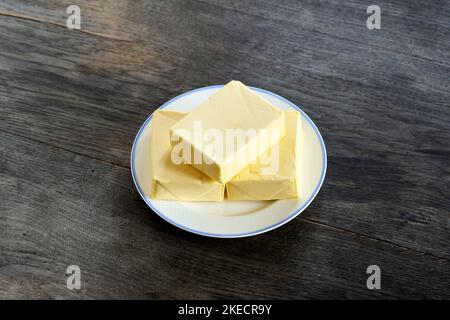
[149,110,225,201]
[226,110,301,200]
[170,80,285,183]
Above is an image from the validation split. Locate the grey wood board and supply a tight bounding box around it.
[1,131,449,299]
[0,4,449,258]
[0,0,449,299]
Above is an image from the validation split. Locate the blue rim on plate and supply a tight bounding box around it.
[130,85,327,238]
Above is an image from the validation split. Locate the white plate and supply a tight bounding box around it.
[131,85,327,238]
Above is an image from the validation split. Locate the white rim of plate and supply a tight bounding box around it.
[130,85,327,238]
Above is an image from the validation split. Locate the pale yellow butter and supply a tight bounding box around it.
[149,110,225,201]
[226,111,301,200]
[170,80,285,183]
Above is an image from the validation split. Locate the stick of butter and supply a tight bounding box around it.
[226,110,301,200]
[149,110,225,201]
[170,80,285,183]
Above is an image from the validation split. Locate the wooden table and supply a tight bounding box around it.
[1,0,449,299]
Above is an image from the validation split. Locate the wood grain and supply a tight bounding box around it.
[1,0,449,63]
[0,0,449,298]
[1,131,449,299]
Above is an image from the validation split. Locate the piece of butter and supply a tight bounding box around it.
[149,110,225,201]
[170,80,285,183]
[226,110,301,200]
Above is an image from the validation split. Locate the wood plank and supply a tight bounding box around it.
[1,2,448,158]
[1,6,449,260]
[1,131,449,299]
[203,0,450,64]
[1,0,449,64]
[1,4,449,156]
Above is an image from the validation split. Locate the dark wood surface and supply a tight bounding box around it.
[0,0,449,299]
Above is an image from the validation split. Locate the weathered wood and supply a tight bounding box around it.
[1,0,449,63]
[1,1,449,259]
[0,0,449,298]
[1,131,449,299]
